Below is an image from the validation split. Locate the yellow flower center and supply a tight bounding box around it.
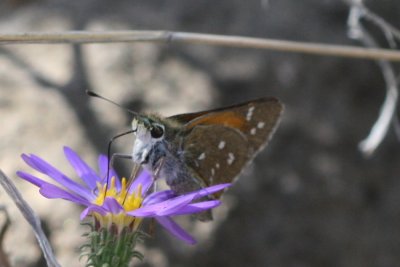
[92,177,144,231]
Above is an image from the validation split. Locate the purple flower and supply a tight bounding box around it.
[17,147,230,244]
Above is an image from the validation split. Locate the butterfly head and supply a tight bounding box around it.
[131,115,166,165]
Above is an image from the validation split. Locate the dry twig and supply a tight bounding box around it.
[0,170,60,267]
[347,0,399,156]
[0,31,400,62]
[0,206,11,267]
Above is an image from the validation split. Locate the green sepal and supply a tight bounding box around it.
[80,225,146,267]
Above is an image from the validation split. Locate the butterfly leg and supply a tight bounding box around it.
[149,156,166,194]
[154,157,166,180]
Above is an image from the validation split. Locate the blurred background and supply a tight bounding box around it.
[0,0,400,266]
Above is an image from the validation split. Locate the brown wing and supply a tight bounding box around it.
[182,125,250,186]
[173,98,283,196]
[174,97,283,154]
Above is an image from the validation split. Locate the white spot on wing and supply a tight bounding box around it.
[227,153,235,165]
[250,128,257,135]
[216,163,220,169]
[198,153,206,160]
[246,106,255,121]
[218,141,226,149]
[257,122,265,129]
[211,168,215,176]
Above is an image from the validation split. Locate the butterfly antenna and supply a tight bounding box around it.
[86,90,140,117]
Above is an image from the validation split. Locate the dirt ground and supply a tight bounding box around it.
[0,1,400,267]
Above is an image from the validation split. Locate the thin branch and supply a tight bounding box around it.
[345,0,400,43]
[0,206,11,267]
[0,170,61,267]
[0,31,400,61]
[347,1,399,156]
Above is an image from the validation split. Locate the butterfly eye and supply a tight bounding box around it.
[150,124,164,138]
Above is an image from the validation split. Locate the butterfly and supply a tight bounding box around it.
[128,97,283,220]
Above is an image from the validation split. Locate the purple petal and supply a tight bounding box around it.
[102,197,124,214]
[80,205,107,220]
[98,155,120,190]
[21,154,92,200]
[21,153,50,174]
[16,171,46,187]
[128,170,153,195]
[180,183,231,201]
[169,200,221,216]
[80,207,91,220]
[64,147,100,189]
[156,217,196,245]
[143,190,176,206]
[128,193,195,217]
[39,183,91,206]
[17,171,94,205]
[98,155,108,175]
[131,183,230,217]
[79,198,124,220]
